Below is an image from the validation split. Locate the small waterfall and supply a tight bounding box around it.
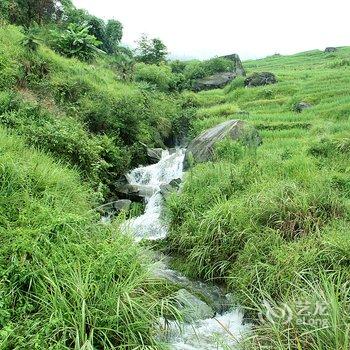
[121,148,249,349]
[122,148,185,241]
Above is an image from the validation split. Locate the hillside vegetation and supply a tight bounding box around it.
[166,48,350,349]
[0,24,182,197]
[0,13,181,350]
[1,2,350,348]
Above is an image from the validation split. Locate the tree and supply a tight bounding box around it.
[87,16,107,48]
[135,34,168,65]
[2,0,62,27]
[105,19,123,54]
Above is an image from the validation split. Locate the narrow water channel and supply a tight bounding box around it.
[122,149,250,349]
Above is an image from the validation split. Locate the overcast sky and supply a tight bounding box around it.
[73,0,350,60]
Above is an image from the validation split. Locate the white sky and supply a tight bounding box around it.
[73,0,350,60]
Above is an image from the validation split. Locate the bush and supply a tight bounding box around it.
[0,95,132,193]
[202,57,233,75]
[224,76,245,92]
[183,60,206,80]
[134,62,173,91]
[183,57,234,82]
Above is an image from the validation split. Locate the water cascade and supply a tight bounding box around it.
[121,148,249,349]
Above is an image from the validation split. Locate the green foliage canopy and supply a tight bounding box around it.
[135,34,168,65]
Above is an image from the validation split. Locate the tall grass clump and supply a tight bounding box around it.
[241,272,350,350]
[0,128,176,349]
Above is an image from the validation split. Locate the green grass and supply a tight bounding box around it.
[166,47,350,349]
[0,127,177,349]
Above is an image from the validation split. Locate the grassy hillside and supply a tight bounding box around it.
[1,13,349,349]
[0,25,181,197]
[0,24,184,349]
[166,48,350,349]
[0,127,178,348]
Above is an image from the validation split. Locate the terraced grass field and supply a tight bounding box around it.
[166,48,350,349]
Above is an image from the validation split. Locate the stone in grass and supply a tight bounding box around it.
[244,72,277,87]
[185,119,262,165]
[193,72,236,91]
[173,289,215,322]
[293,101,312,113]
[324,47,337,53]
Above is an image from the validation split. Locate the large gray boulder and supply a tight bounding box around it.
[193,54,245,91]
[219,53,246,76]
[193,72,236,91]
[244,72,277,87]
[186,119,261,164]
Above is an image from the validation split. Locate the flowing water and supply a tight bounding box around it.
[122,149,185,241]
[122,148,249,349]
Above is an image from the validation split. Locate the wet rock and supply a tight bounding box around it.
[153,258,230,313]
[147,148,163,164]
[98,199,132,223]
[325,47,337,53]
[160,178,182,198]
[293,101,312,113]
[97,199,132,215]
[193,72,236,91]
[115,183,147,202]
[244,72,277,87]
[219,53,246,76]
[173,289,215,322]
[113,199,132,211]
[185,119,262,164]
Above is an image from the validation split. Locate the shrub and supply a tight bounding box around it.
[224,76,245,92]
[202,57,233,75]
[134,62,173,91]
[183,60,206,80]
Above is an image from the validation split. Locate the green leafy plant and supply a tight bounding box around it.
[51,24,104,61]
[21,29,40,52]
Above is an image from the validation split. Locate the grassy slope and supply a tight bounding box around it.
[166,48,350,349]
[0,25,182,349]
[0,127,178,349]
[0,25,180,197]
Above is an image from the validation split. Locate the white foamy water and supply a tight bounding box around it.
[163,309,249,350]
[121,148,249,349]
[122,149,185,241]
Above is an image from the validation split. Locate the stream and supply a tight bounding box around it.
[121,149,250,349]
